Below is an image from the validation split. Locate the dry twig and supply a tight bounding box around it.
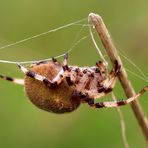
[89,12,148,142]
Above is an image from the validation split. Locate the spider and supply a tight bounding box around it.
[0,53,147,114]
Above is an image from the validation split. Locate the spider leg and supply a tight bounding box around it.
[96,60,107,74]
[63,53,68,65]
[52,53,73,86]
[85,86,148,108]
[18,54,73,87]
[0,74,24,85]
[72,74,95,100]
[62,53,69,70]
[98,60,121,93]
[18,64,55,87]
[78,60,121,100]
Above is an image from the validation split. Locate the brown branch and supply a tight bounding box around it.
[89,13,148,142]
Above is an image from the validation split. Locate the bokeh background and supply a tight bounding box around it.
[0,0,148,148]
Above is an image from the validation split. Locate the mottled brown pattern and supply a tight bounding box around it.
[25,61,81,113]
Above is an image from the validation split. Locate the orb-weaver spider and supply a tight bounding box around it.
[0,54,147,113]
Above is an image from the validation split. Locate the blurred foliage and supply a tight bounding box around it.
[0,0,148,148]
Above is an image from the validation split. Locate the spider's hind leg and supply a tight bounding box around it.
[0,74,24,85]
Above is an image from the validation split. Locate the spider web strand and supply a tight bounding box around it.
[0,18,87,50]
[112,93,130,148]
[88,15,108,66]
[125,68,148,83]
[0,34,91,65]
[119,51,148,82]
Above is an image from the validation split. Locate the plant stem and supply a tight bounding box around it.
[89,12,148,142]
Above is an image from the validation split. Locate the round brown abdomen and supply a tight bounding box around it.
[24,62,80,113]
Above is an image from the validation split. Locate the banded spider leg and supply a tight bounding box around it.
[85,86,148,109]
[0,75,24,85]
[18,53,73,87]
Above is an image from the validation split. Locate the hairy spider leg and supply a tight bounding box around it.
[0,74,24,85]
[51,53,74,86]
[63,53,68,67]
[71,73,95,103]
[82,69,118,100]
[18,54,73,87]
[97,60,121,93]
[72,60,120,102]
[18,64,54,87]
[86,60,120,98]
[96,60,107,75]
[51,53,69,84]
[80,60,121,104]
[88,86,148,108]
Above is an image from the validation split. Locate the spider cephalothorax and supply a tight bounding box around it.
[0,54,147,114]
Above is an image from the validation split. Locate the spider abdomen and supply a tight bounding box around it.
[24,62,81,113]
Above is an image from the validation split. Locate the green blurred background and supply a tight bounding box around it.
[0,0,148,148]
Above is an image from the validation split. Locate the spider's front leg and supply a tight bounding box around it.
[84,86,148,109]
[77,60,121,101]
[96,60,107,75]
[98,60,121,93]
[82,60,147,108]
